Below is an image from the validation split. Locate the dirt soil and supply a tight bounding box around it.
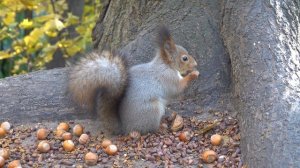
[0,107,242,168]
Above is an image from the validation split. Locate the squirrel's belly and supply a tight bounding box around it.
[151,97,167,117]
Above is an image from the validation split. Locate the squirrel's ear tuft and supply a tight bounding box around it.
[157,25,176,64]
[157,26,176,51]
[157,26,171,46]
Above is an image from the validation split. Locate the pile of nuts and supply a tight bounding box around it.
[0,112,242,167]
[0,121,119,167]
[0,121,22,168]
[178,131,222,163]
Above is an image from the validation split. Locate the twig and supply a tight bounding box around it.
[50,0,57,14]
[197,120,220,135]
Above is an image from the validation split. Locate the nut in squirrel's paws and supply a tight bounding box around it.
[189,70,200,80]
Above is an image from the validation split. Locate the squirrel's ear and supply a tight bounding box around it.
[164,39,176,54]
[157,26,177,64]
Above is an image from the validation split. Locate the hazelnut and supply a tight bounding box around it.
[37,141,51,153]
[0,148,10,159]
[178,131,192,142]
[73,124,84,136]
[0,156,5,167]
[55,129,66,139]
[211,134,222,146]
[62,132,73,140]
[57,122,69,131]
[79,134,89,144]
[1,121,11,132]
[0,128,6,138]
[171,114,184,132]
[62,140,75,152]
[36,128,49,140]
[101,139,112,149]
[84,152,98,166]
[105,144,118,155]
[201,150,217,163]
[7,160,21,168]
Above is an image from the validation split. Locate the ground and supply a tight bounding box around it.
[0,105,241,168]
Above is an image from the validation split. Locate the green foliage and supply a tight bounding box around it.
[0,0,101,78]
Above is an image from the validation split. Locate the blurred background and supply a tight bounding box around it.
[0,0,101,78]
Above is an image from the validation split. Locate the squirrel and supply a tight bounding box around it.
[68,26,199,135]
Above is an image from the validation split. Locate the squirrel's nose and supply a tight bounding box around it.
[191,60,197,68]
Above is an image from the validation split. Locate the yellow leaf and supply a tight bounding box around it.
[16,57,28,64]
[44,18,64,31]
[2,0,24,11]
[19,0,38,9]
[19,70,27,74]
[54,18,65,31]
[13,45,23,54]
[30,28,44,40]
[13,64,20,73]
[44,52,53,63]
[24,28,43,47]
[34,42,43,50]
[24,36,35,47]
[66,13,79,25]
[19,19,33,29]
[44,20,56,31]
[45,30,58,37]
[75,25,86,36]
[35,61,43,68]
[57,42,63,48]
[3,12,16,25]
[57,39,72,48]
[66,44,81,56]
[0,51,12,60]
[42,45,57,63]
[34,14,55,23]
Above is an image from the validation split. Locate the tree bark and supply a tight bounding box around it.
[221,0,300,167]
[0,68,90,123]
[94,0,300,166]
[0,0,299,167]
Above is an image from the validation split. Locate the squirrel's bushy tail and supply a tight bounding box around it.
[68,50,128,111]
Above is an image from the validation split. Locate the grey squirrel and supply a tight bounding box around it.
[68,26,199,134]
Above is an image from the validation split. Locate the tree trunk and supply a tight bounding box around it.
[0,68,90,123]
[0,0,299,167]
[221,0,300,167]
[93,0,300,166]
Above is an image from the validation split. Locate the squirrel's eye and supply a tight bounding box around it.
[182,55,188,62]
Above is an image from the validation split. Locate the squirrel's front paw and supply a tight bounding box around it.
[189,70,199,80]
